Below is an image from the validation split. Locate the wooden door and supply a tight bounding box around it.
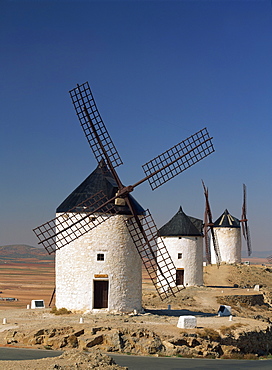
[93,280,109,309]
[176,269,184,286]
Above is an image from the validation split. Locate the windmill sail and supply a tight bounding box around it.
[241,184,252,256]
[203,200,211,264]
[202,180,221,265]
[33,191,116,254]
[126,210,182,300]
[69,82,123,169]
[142,128,214,190]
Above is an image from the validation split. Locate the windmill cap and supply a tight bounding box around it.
[159,206,203,237]
[213,209,240,228]
[56,160,145,215]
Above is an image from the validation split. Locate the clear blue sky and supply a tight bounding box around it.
[1,0,271,253]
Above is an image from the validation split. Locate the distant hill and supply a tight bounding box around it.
[241,250,272,258]
[0,245,54,261]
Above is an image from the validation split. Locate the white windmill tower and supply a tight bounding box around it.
[34,82,215,312]
[158,207,204,288]
[54,160,145,312]
[202,182,251,265]
[210,209,242,264]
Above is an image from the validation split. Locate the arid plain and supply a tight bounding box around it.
[0,245,272,369]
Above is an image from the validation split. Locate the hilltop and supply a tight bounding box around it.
[0,261,272,368]
[0,245,54,262]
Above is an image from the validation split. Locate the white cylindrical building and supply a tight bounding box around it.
[210,209,241,265]
[158,207,203,287]
[55,161,144,313]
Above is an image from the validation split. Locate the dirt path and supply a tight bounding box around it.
[204,264,232,287]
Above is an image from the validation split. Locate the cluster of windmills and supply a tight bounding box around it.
[33,82,252,313]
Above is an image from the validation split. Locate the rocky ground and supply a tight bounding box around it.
[0,263,272,369]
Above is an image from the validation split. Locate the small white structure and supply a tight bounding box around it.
[157,207,203,288]
[55,161,144,313]
[177,315,197,329]
[218,305,232,316]
[210,209,241,264]
[31,300,45,309]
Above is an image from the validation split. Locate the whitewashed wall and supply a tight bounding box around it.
[55,213,142,313]
[158,236,203,287]
[210,227,241,264]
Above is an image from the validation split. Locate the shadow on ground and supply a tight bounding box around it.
[145,309,215,317]
[206,285,234,288]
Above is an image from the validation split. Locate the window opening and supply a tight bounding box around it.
[97,253,105,261]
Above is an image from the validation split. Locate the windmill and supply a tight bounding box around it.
[158,207,204,287]
[202,182,252,265]
[33,82,215,309]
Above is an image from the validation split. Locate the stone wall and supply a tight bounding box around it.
[217,294,265,307]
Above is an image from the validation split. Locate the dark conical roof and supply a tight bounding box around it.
[213,209,240,228]
[159,207,203,237]
[56,161,145,215]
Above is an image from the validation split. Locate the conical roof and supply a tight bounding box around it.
[213,209,240,228]
[56,160,145,215]
[159,207,203,237]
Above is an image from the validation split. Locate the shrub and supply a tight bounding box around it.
[50,306,71,315]
[219,323,244,336]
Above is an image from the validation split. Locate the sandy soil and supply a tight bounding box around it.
[0,259,271,368]
[0,260,54,309]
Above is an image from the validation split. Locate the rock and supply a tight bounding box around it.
[73,329,84,337]
[50,348,127,369]
[177,315,197,329]
[78,334,104,350]
[263,290,272,307]
[103,329,122,351]
[3,321,272,360]
[188,337,201,348]
[67,334,78,348]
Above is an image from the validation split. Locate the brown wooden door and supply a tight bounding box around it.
[93,280,109,308]
[176,269,184,286]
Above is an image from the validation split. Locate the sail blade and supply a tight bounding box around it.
[125,209,183,300]
[69,82,123,169]
[202,180,220,265]
[142,128,214,190]
[33,191,116,254]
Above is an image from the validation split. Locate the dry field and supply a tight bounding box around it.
[0,256,271,311]
[0,259,55,310]
[0,255,271,369]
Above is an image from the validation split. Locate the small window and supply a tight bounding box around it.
[178,253,182,259]
[97,253,104,261]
